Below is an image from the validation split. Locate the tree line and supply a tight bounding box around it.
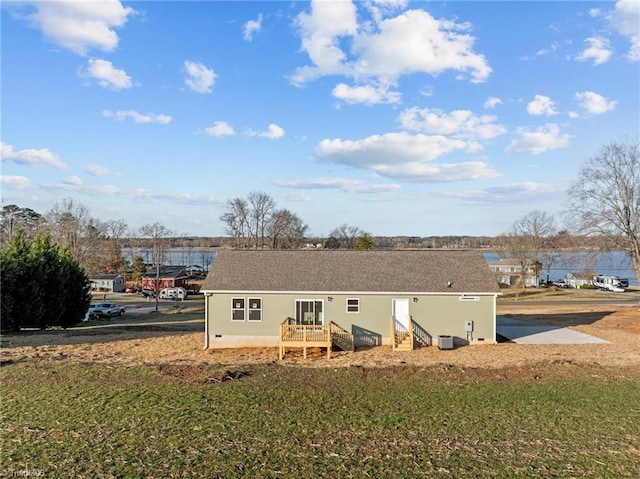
[1,138,638,283]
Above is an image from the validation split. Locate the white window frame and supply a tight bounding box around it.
[346,298,360,313]
[231,297,246,321]
[247,297,263,322]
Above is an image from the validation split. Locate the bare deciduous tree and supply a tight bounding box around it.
[247,191,275,249]
[45,198,103,272]
[139,222,174,313]
[220,198,249,248]
[268,209,308,249]
[327,224,367,249]
[497,210,556,294]
[567,139,640,282]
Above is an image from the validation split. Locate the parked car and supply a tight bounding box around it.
[125,286,140,293]
[83,307,101,321]
[92,303,126,318]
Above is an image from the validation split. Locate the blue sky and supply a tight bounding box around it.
[1,0,638,238]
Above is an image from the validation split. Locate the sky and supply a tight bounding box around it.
[1,0,639,238]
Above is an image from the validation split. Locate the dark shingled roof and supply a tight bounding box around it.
[202,250,500,294]
[142,266,188,279]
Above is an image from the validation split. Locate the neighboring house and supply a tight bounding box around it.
[201,250,501,356]
[565,272,591,289]
[89,274,126,293]
[487,259,538,288]
[141,266,189,291]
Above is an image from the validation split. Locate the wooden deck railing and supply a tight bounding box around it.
[391,316,414,351]
[279,318,354,359]
[330,321,354,352]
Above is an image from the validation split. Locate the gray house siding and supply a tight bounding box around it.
[90,274,125,293]
[205,291,496,348]
[202,250,500,349]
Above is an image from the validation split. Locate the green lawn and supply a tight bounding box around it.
[1,361,639,478]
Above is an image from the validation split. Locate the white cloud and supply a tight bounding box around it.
[274,177,401,193]
[0,175,32,190]
[576,36,613,65]
[355,9,491,83]
[243,14,263,41]
[0,142,68,170]
[102,110,172,124]
[15,0,135,56]
[131,188,223,205]
[372,161,500,182]
[315,132,499,182]
[291,2,491,86]
[521,42,559,61]
[204,121,235,137]
[484,97,502,109]
[81,58,132,90]
[527,95,558,116]
[291,0,358,84]
[184,61,217,94]
[399,107,506,140]
[505,124,571,155]
[86,164,118,176]
[63,175,83,186]
[255,124,285,140]
[609,0,640,61]
[443,182,554,203]
[575,91,617,114]
[43,179,121,195]
[332,83,401,105]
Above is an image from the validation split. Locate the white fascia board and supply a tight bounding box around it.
[201,289,500,296]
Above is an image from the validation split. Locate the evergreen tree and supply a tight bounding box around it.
[1,231,90,332]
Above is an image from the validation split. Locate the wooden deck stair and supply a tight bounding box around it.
[330,321,354,353]
[394,335,413,351]
[391,316,414,351]
[391,316,432,351]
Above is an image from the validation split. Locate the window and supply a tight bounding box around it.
[232,298,245,321]
[346,298,360,313]
[295,300,323,325]
[248,298,262,322]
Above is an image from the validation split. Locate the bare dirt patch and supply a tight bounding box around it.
[1,302,639,379]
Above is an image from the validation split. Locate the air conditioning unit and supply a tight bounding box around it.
[438,335,453,350]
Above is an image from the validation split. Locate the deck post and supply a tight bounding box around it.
[390,315,395,350]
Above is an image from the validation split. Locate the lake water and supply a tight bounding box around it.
[123,248,218,271]
[125,248,637,287]
[483,251,638,286]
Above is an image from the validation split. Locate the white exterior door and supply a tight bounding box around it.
[392,299,410,330]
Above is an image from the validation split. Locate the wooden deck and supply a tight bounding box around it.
[279,319,354,360]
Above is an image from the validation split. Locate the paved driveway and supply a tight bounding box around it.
[497,317,610,344]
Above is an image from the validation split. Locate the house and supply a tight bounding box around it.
[487,259,539,288]
[201,250,501,357]
[141,266,189,292]
[565,272,591,289]
[89,274,125,293]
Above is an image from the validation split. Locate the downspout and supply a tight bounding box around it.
[204,292,211,349]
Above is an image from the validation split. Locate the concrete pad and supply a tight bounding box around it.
[497,316,610,344]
